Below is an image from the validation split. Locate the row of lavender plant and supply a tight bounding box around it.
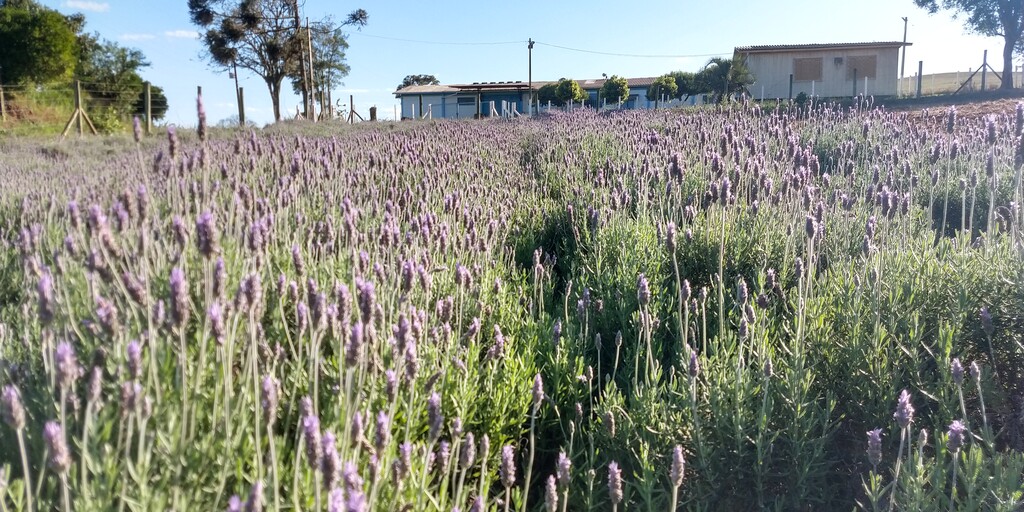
[0,97,1023,510]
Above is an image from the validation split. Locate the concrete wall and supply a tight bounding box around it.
[743,47,900,100]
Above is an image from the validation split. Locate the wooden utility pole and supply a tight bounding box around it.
[238,87,246,127]
[527,38,534,114]
[306,18,316,122]
[292,0,308,118]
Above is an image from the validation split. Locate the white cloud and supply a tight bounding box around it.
[64,1,110,12]
[121,33,156,41]
[165,30,200,39]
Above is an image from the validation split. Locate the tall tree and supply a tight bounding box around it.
[77,39,151,121]
[646,74,678,103]
[698,57,754,103]
[397,74,439,90]
[0,3,77,84]
[914,0,1022,90]
[669,71,708,101]
[600,75,630,104]
[188,0,367,122]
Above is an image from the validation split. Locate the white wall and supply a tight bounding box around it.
[744,47,900,99]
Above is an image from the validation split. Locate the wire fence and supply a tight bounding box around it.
[0,80,167,134]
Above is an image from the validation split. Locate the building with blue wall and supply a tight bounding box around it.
[395,76,697,120]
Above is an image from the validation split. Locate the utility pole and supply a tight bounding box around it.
[900,17,908,96]
[292,0,308,118]
[232,59,244,126]
[528,38,534,115]
[307,17,316,122]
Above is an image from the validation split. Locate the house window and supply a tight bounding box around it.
[846,55,878,79]
[794,58,823,81]
[457,96,476,105]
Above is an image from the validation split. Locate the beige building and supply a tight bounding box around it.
[735,42,909,100]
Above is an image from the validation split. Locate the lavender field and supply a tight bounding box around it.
[1,101,1024,511]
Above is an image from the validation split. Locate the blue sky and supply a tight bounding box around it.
[35,0,1011,126]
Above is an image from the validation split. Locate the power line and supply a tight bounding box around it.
[534,42,731,59]
[347,31,730,59]
[349,32,524,46]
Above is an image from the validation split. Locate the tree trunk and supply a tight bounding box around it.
[268,78,282,122]
[1002,34,1015,90]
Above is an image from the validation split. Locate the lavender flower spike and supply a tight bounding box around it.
[43,421,72,473]
[500,445,516,488]
[670,445,685,487]
[1,385,26,430]
[608,461,623,505]
[866,428,883,469]
[894,389,914,429]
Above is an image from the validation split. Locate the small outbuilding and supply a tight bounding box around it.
[734,41,909,100]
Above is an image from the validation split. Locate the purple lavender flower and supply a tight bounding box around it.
[500,445,516,488]
[545,474,558,512]
[556,451,571,487]
[342,461,364,495]
[54,341,79,393]
[37,271,54,325]
[346,323,364,368]
[670,445,685,487]
[608,461,623,505]
[292,245,305,276]
[126,340,142,380]
[208,301,225,344]
[227,496,243,512]
[688,349,700,379]
[951,358,964,386]
[322,432,341,489]
[167,125,179,159]
[169,267,190,328]
[438,441,451,474]
[196,211,219,258]
[303,413,322,471]
[970,361,981,384]
[356,279,375,325]
[374,411,391,453]
[636,274,650,306]
[665,222,677,253]
[460,432,476,470]
[894,389,914,429]
[261,375,278,426]
[384,370,397,402]
[132,116,142,143]
[1,385,25,430]
[532,374,545,409]
[120,381,142,415]
[867,428,883,469]
[947,420,967,451]
[327,488,345,512]
[604,410,616,437]
[244,481,263,512]
[394,442,412,483]
[43,421,71,473]
[980,307,994,337]
[427,392,443,441]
